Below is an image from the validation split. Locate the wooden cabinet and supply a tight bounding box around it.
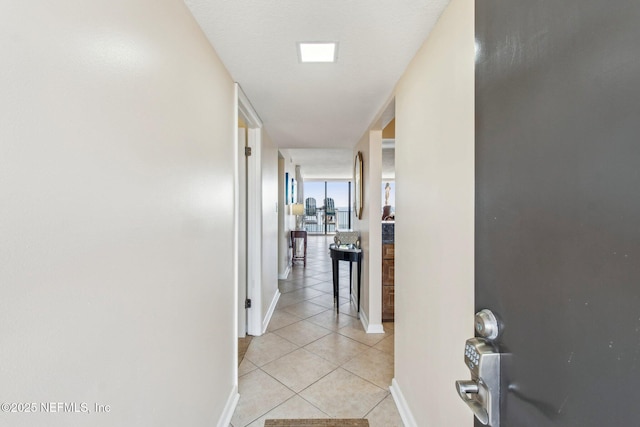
[382,243,395,321]
[382,243,395,259]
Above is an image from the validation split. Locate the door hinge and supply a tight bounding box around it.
[245,146,252,156]
[245,299,252,309]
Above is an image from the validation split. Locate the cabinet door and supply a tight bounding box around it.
[382,285,395,321]
[382,243,395,259]
[382,258,394,286]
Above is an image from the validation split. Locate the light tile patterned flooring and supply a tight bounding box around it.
[231,235,403,427]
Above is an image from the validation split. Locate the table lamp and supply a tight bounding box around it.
[291,203,305,230]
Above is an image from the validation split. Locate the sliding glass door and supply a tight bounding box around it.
[303,180,352,234]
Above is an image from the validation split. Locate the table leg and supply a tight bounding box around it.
[332,257,339,303]
[357,256,362,318]
[303,234,307,267]
[349,263,353,299]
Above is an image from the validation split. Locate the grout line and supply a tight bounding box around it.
[236,233,397,425]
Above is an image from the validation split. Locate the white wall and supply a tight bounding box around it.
[392,0,475,425]
[1,1,237,426]
[353,131,383,332]
[277,155,287,277]
[277,150,297,279]
[260,131,280,332]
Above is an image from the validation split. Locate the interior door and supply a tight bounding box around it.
[238,125,247,337]
[237,84,263,337]
[475,1,640,426]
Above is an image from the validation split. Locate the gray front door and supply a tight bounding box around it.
[476,1,640,425]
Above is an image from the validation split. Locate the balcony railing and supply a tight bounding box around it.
[303,208,351,234]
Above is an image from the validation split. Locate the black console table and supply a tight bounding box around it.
[329,244,362,317]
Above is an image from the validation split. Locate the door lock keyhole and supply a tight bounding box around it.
[475,309,500,340]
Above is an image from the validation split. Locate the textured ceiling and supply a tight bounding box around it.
[288,148,353,180]
[286,144,395,181]
[184,0,449,153]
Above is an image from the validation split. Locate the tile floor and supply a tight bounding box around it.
[231,235,403,427]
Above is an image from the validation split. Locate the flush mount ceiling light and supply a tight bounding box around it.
[297,42,338,63]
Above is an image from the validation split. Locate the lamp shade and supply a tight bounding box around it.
[291,203,305,216]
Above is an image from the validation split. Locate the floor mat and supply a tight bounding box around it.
[264,420,369,427]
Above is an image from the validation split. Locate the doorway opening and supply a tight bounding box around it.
[235,83,263,381]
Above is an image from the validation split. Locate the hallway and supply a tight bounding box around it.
[231,235,402,427]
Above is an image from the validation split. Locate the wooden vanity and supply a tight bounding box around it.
[382,221,395,321]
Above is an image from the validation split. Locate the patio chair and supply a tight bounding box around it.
[324,198,337,230]
[304,197,318,230]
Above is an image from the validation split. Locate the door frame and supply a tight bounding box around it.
[234,83,263,344]
[237,124,247,338]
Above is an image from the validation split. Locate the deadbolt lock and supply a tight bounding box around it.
[475,309,500,340]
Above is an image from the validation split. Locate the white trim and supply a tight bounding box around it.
[366,131,384,328]
[359,308,385,334]
[216,385,239,427]
[350,290,358,313]
[246,127,262,336]
[278,264,290,280]
[390,378,418,427]
[236,111,248,339]
[237,84,263,128]
[358,308,369,332]
[232,85,240,371]
[368,323,385,334]
[262,290,281,334]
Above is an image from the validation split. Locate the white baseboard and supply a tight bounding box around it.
[359,307,385,334]
[278,264,290,280]
[262,289,281,334]
[367,322,385,334]
[216,385,239,427]
[350,292,359,317]
[390,378,418,427]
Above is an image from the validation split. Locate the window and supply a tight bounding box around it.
[303,181,352,233]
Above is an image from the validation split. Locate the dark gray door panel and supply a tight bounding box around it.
[476,1,640,425]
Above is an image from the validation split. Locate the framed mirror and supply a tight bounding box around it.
[354,151,363,219]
